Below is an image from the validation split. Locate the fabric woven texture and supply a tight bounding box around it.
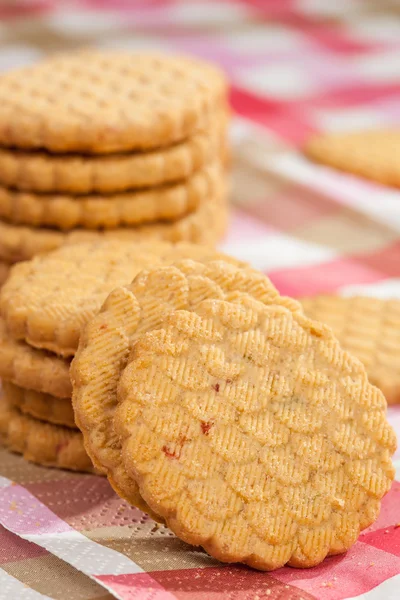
[1,1,400,599]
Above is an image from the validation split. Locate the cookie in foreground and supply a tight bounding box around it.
[114,298,396,569]
[71,259,301,528]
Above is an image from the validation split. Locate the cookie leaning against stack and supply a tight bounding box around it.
[71,259,395,570]
[0,51,229,266]
[301,295,400,405]
[0,240,245,478]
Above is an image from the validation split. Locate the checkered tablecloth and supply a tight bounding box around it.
[1,1,400,599]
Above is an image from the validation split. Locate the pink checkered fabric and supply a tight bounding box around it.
[0,1,400,599]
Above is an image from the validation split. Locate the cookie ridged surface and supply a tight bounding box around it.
[3,381,75,429]
[0,395,96,473]
[0,319,71,398]
[115,298,395,570]
[2,241,238,357]
[71,260,300,519]
[0,51,227,153]
[301,295,400,405]
[0,115,226,194]
[0,163,222,230]
[0,189,227,263]
[305,130,400,187]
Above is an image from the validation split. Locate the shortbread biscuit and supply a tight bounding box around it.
[3,381,75,428]
[0,115,227,194]
[305,130,400,187]
[0,51,227,153]
[0,260,10,285]
[0,163,222,230]
[0,395,96,473]
[0,240,241,357]
[0,189,228,263]
[71,260,301,516]
[301,295,400,405]
[114,298,395,570]
[0,319,71,398]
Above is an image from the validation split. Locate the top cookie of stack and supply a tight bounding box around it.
[0,51,229,265]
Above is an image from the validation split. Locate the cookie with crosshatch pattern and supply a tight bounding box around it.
[0,51,227,153]
[301,295,400,405]
[114,295,395,569]
[0,239,237,357]
[71,259,302,522]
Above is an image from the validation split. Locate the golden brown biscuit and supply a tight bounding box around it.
[71,260,301,517]
[0,319,71,398]
[0,114,227,193]
[0,394,96,473]
[301,295,400,405]
[305,130,400,187]
[0,240,240,357]
[0,51,227,153]
[114,298,395,569]
[0,162,222,230]
[0,187,228,263]
[3,381,75,429]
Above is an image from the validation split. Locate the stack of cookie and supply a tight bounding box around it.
[0,51,229,271]
[0,240,243,472]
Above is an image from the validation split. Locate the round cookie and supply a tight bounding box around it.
[301,295,400,405]
[71,260,301,516]
[0,51,227,153]
[3,381,75,429]
[0,162,222,230]
[0,114,227,194]
[114,297,396,569]
[0,319,71,398]
[0,188,228,263]
[0,240,241,357]
[305,130,400,187]
[0,395,96,473]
